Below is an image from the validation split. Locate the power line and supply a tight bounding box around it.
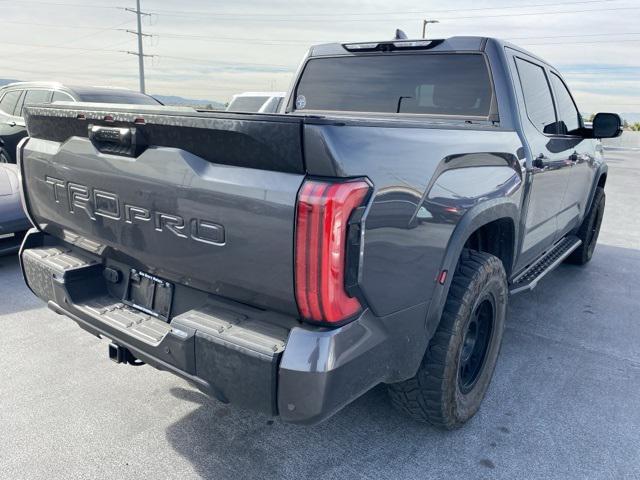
[3,20,131,30]
[508,32,640,40]
[1,20,132,61]
[0,40,124,53]
[147,33,312,46]
[3,1,121,8]
[156,55,294,71]
[144,4,634,22]
[145,31,640,47]
[144,0,620,18]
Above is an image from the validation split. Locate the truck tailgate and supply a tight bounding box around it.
[21,104,305,315]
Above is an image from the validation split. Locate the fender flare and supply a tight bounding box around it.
[584,163,608,219]
[419,198,520,366]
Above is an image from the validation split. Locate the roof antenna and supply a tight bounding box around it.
[394,29,408,40]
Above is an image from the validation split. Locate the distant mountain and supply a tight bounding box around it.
[0,78,19,87]
[153,94,225,110]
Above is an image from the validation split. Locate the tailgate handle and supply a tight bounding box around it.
[88,125,146,157]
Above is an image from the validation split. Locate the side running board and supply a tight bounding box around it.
[510,235,582,295]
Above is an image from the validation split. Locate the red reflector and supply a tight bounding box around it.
[134,117,145,125]
[295,179,370,324]
[76,114,86,120]
[104,115,114,122]
[438,270,448,285]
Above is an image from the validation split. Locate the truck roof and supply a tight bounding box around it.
[308,36,548,66]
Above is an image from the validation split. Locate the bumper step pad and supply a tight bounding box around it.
[77,296,171,346]
[510,235,581,294]
[22,246,98,301]
[173,306,287,356]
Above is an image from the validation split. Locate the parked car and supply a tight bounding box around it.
[0,163,30,255]
[17,36,620,428]
[0,82,161,163]
[226,91,286,113]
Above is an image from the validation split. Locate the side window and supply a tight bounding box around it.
[514,58,557,135]
[0,90,22,115]
[52,91,74,103]
[550,73,581,135]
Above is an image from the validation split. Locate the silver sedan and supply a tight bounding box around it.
[0,163,30,255]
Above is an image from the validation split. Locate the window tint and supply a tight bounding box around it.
[514,58,557,134]
[550,73,581,135]
[0,90,22,115]
[226,96,270,112]
[52,91,75,103]
[295,54,493,116]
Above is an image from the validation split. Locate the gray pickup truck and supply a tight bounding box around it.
[17,36,621,428]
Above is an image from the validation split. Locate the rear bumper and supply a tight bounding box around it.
[20,230,428,424]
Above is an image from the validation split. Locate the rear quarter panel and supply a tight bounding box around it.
[304,122,524,316]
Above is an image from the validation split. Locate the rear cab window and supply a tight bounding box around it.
[293,53,494,118]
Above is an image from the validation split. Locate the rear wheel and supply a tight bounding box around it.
[388,250,508,429]
[566,186,605,265]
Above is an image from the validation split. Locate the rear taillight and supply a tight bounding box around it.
[295,178,370,325]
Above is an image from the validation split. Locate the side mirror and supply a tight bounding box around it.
[592,113,623,139]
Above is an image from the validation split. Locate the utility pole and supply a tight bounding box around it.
[135,0,145,93]
[422,19,439,38]
[124,1,152,93]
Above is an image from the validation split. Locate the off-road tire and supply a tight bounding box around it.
[388,250,508,429]
[565,186,605,265]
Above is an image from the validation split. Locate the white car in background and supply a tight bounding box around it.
[226,92,286,113]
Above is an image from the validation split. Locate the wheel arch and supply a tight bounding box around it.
[418,198,519,375]
[597,171,607,188]
[583,164,608,221]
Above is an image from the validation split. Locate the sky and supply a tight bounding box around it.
[0,0,639,118]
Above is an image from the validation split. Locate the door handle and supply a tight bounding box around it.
[7,121,16,127]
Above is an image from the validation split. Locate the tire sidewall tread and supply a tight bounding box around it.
[388,249,508,429]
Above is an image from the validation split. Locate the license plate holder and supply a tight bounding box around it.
[123,269,173,321]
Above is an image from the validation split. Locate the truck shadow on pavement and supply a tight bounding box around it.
[165,383,458,480]
[164,243,640,480]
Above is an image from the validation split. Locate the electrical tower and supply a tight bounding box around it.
[123,0,153,93]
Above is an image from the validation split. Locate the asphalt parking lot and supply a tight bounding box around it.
[1,150,639,480]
